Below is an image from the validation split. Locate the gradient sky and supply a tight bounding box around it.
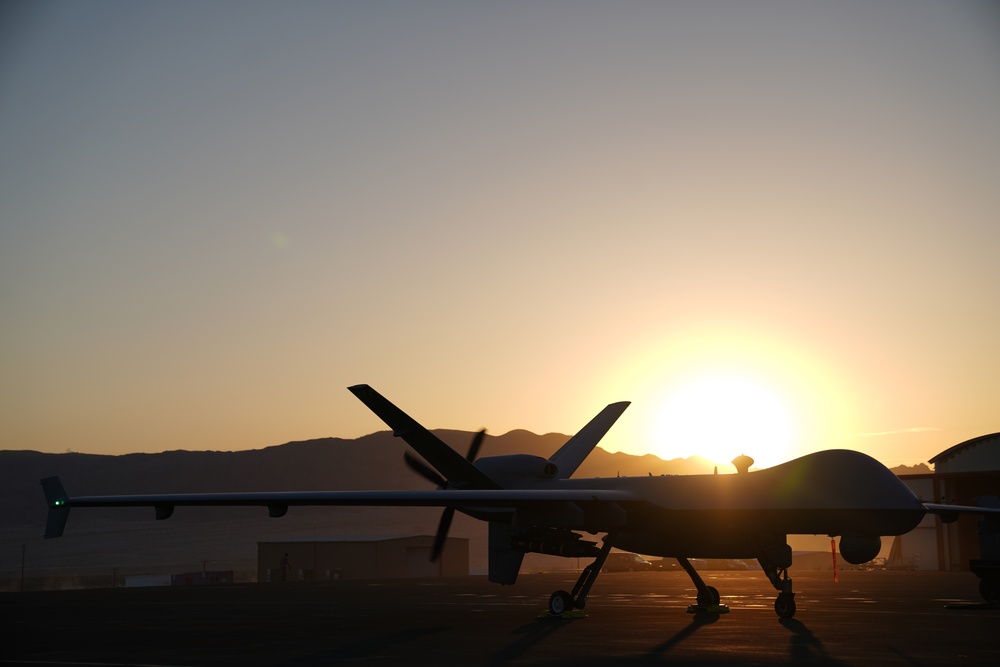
[2,1,998,469]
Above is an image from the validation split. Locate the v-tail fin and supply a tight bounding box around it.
[549,401,630,479]
[348,384,499,489]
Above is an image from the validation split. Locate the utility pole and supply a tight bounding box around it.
[20,544,26,592]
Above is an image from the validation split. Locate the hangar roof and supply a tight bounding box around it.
[258,535,469,544]
[929,432,1000,466]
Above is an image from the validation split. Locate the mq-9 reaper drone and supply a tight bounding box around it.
[43,385,1000,618]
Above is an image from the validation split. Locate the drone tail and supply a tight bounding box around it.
[549,402,630,479]
[348,384,499,489]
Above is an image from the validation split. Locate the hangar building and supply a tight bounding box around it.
[258,535,469,582]
[895,433,1000,571]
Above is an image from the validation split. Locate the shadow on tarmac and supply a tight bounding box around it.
[781,618,845,665]
[490,617,573,665]
[329,627,449,662]
[646,610,720,659]
[490,613,852,666]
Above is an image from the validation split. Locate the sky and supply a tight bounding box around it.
[2,0,999,470]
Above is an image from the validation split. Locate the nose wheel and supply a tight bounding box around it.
[774,591,796,619]
[765,567,796,618]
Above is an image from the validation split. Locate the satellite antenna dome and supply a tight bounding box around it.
[731,454,754,475]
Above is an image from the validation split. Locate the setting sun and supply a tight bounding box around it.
[654,376,793,470]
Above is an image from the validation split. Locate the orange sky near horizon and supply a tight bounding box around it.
[2,2,998,470]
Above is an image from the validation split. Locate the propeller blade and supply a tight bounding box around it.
[466,429,486,462]
[404,452,447,487]
[431,507,455,562]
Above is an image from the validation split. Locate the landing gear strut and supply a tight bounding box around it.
[677,557,726,612]
[547,535,616,616]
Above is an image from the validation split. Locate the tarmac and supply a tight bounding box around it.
[3,570,998,666]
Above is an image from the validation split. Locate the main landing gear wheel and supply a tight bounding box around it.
[774,592,796,619]
[979,578,999,604]
[697,586,720,607]
[549,590,574,616]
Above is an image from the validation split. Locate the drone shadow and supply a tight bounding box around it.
[489,616,574,665]
[781,617,844,665]
[644,613,849,666]
[329,626,448,662]
[645,610,720,658]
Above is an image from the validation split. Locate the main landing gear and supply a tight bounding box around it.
[678,536,797,619]
[677,557,728,614]
[547,535,616,616]
[546,534,799,620]
[971,559,1000,604]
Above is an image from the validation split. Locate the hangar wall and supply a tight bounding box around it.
[896,433,1000,571]
[891,476,939,570]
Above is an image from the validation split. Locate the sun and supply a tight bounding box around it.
[654,375,793,470]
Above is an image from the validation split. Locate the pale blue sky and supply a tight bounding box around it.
[2,1,999,468]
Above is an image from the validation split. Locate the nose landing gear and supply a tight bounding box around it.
[774,590,797,619]
[757,535,797,619]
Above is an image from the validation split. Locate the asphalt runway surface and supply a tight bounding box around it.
[4,570,998,666]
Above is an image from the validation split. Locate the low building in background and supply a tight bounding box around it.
[258,535,469,582]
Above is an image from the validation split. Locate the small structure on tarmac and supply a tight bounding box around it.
[258,535,469,582]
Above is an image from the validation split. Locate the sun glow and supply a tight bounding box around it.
[654,375,793,470]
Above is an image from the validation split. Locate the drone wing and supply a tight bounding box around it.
[41,476,636,538]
